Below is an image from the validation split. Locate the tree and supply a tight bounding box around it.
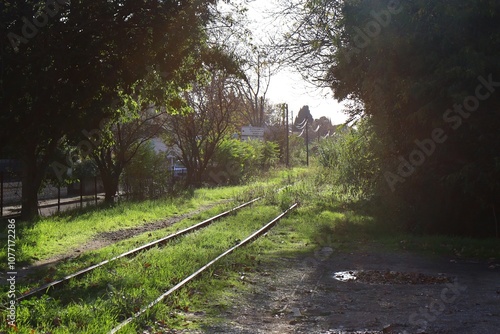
[236,46,281,126]
[89,106,168,204]
[0,0,219,220]
[274,0,342,85]
[209,1,282,127]
[122,140,170,200]
[283,0,500,235]
[294,105,314,129]
[165,69,241,186]
[311,116,337,140]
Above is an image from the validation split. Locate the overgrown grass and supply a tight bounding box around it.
[0,170,296,266]
[1,187,235,265]
[0,169,306,333]
[262,167,500,259]
[13,203,242,289]
[5,204,282,333]
[1,166,498,333]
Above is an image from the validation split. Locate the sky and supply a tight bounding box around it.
[244,0,349,125]
[265,70,349,125]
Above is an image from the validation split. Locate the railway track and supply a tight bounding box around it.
[16,197,262,302]
[109,202,298,333]
[7,186,296,333]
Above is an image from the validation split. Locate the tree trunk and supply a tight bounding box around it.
[20,153,43,221]
[193,169,204,186]
[185,165,205,187]
[19,136,61,221]
[185,167,195,187]
[101,172,120,204]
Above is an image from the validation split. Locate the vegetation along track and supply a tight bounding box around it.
[16,197,262,302]
[109,202,298,333]
[3,196,298,333]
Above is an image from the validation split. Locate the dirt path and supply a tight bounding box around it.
[196,243,500,334]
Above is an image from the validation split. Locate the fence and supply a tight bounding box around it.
[0,171,182,218]
[0,172,105,218]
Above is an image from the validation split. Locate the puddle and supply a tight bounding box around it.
[333,270,452,284]
[333,271,358,282]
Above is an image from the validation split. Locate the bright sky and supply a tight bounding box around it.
[265,70,349,125]
[245,0,349,125]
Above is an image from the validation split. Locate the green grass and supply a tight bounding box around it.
[14,203,242,289]
[5,204,283,333]
[1,188,233,265]
[2,167,498,333]
[266,170,500,259]
[0,169,305,333]
[0,176,292,266]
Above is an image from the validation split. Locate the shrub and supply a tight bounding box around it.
[209,138,280,185]
[122,142,170,199]
[318,119,381,201]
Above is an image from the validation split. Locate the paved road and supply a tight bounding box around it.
[1,193,107,218]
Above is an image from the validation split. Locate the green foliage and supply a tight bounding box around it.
[246,139,280,170]
[0,0,220,219]
[318,119,380,201]
[209,138,254,184]
[122,141,170,199]
[73,159,99,180]
[291,0,500,235]
[210,139,280,184]
[289,135,307,166]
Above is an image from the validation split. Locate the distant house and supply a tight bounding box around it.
[150,138,187,178]
[151,138,168,153]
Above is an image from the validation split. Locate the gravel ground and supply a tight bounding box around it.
[192,243,500,334]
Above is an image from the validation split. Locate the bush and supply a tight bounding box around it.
[318,119,381,201]
[122,142,170,199]
[246,139,280,170]
[208,138,280,185]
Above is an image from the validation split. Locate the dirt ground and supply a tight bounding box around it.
[192,242,500,334]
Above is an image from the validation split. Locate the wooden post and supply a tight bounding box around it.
[57,184,61,213]
[80,181,83,208]
[1,172,3,217]
[95,176,98,206]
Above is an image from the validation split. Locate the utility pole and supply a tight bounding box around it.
[285,103,289,168]
[305,116,309,167]
[260,96,265,126]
